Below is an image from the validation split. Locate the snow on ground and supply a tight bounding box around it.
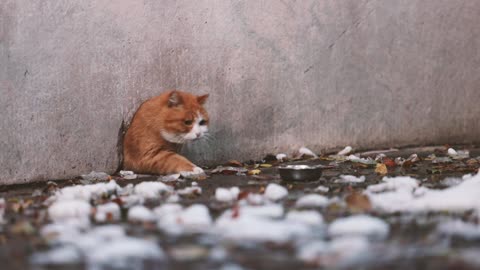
[296,194,329,208]
[30,246,83,265]
[134,181,172,199]
[119,170,137,180]
[346,155,376,164]
[336,175,366,183]
[276,153,287,161]
[48,199,92,223]
[177,183,202,196]
[215,209,310,243]
[264,183,288,201]
[215,187,240,202]
[95,202,121,222]
[297,236,371,267]
[437,220,480,240]
[367,176,419,193]
[314,185,329,193]
[366,172,480,213]
[88,237,164,267]
[286,210,324,226]
[29,150,480,269]
[328,215,390,239]
[53,180,121,201]
[128,205,156,222]
[32,225,164,267]
[156,204,212,235]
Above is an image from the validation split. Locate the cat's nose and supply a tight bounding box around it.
[195,132,201,138]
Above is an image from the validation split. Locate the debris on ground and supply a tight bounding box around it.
[1,145,480,270]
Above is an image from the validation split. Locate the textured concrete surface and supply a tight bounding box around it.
[1,0,479,184]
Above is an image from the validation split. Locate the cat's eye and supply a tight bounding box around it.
[184,120,193,125]
[199,120,207,126]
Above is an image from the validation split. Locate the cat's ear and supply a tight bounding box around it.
[197,94,209,105]
[168,91,182,107]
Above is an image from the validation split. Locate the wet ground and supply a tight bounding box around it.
[1,145,480,270]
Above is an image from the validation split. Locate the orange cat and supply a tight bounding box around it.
[123,90,209,177]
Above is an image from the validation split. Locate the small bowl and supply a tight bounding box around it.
[278,164,323,182]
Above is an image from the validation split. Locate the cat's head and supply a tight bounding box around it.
[160,90,209,144]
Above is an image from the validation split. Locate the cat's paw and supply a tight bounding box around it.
[180,167,206,180]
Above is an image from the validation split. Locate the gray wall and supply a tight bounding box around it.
[1,0,479,184]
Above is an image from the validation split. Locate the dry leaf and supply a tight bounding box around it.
[248,169,261,175]
[402,160,414,168]
[383,158,396,167]
[226,160,243,167]
[238,191,250,200]
[252,174,274,181]
[346,192,372,212]
[375,163,388,175]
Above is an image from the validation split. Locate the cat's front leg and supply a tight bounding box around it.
[179,166,205,179]
[151,151,205,179]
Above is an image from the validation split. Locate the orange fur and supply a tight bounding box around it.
[123,90,209,174]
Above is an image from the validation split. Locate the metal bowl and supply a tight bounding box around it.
[278,164,323,182]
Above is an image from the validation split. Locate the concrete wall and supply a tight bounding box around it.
[1,0,479,184]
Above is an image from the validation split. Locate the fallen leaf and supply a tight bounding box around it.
[238,191,250,200]
[346,192,372,212]
[252,174,274,181]
[466,159,478,166]
[231,205,240,219]
[375,163,388,175]
[383,158,396,167]
[226,160,243,167]
[248,169,261,175]
[11,221,35,235]
[402,160,414,168]
[352,162,370,169]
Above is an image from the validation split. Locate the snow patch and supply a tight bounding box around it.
[95,202,121,222]
[286,210,324,226]
[264,183,288,201]
[119,170,137,180]
[297,236,371,266]
[48,200,92,223]
[336,175,366,183]
[328,215,389,239]
[128,205,156,222]
[296,194,329,208]
[437,220,480,240]
[134,181,172,199]
[54,180,121,201]
[366,173,480,213]
[215,187,240,202]
[314,185,329,193]
[276,153,287,161]
[216,213,309,243]
[156,204,212,235]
